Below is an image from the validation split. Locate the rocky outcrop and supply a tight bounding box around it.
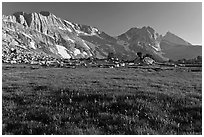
[2,11,97,60]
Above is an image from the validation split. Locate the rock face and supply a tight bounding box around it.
[2,11,202,62]
[115,26,165,61]
[3,11,97,59]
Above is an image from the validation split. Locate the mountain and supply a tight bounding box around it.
[160,32,202,60]
[115,26,166,61]
[2,11,202,62]
[162,31,192,46]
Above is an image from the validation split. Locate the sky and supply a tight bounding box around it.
[2,2,202,45]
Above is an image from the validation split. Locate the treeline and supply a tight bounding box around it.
[169,56,202,64]
[107,52,153,61]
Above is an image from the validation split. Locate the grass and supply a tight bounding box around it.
[2,64,202,135]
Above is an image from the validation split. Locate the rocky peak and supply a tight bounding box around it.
[4,11,101,37]
[162,31,192,46]
[118,26,161,44]
[116,26,162,53]
[4,11,70,35]
[118,26,158,39]
[13,12,32,27]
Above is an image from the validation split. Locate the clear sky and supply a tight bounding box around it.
[2,2,202,45]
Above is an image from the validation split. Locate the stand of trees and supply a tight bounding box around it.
[107,52,155,63]
[169,56,202,64]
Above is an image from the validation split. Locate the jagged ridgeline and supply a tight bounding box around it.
[2,11,201,61]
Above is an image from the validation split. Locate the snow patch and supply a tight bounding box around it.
[58,26,66,30]
[149,43,161,52]
[67,27,72,32]
[82,40,90,49]
[75,28,99,36]
[91,27,99,35]
[56,45,71,58]
[154,42,161,51]
[75,29,87,35]
[82,51,88,56]
[29,41,36,49]
[73,48,81,56]
[19,15,25,24]
[92,27,98,32]
[22,32,32,39]
[125,33,131,40]
[151,46,159,51]
[67,37,75,43]
[59,26,72,32]
[52,13,57,19]
[147,29,152,37]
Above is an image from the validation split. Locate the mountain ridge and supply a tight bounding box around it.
[162,31,192,46]
[2,11,201,62]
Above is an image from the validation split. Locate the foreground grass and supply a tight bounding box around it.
[2,64,202,134]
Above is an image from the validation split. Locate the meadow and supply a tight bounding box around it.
[2,64,202,134]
